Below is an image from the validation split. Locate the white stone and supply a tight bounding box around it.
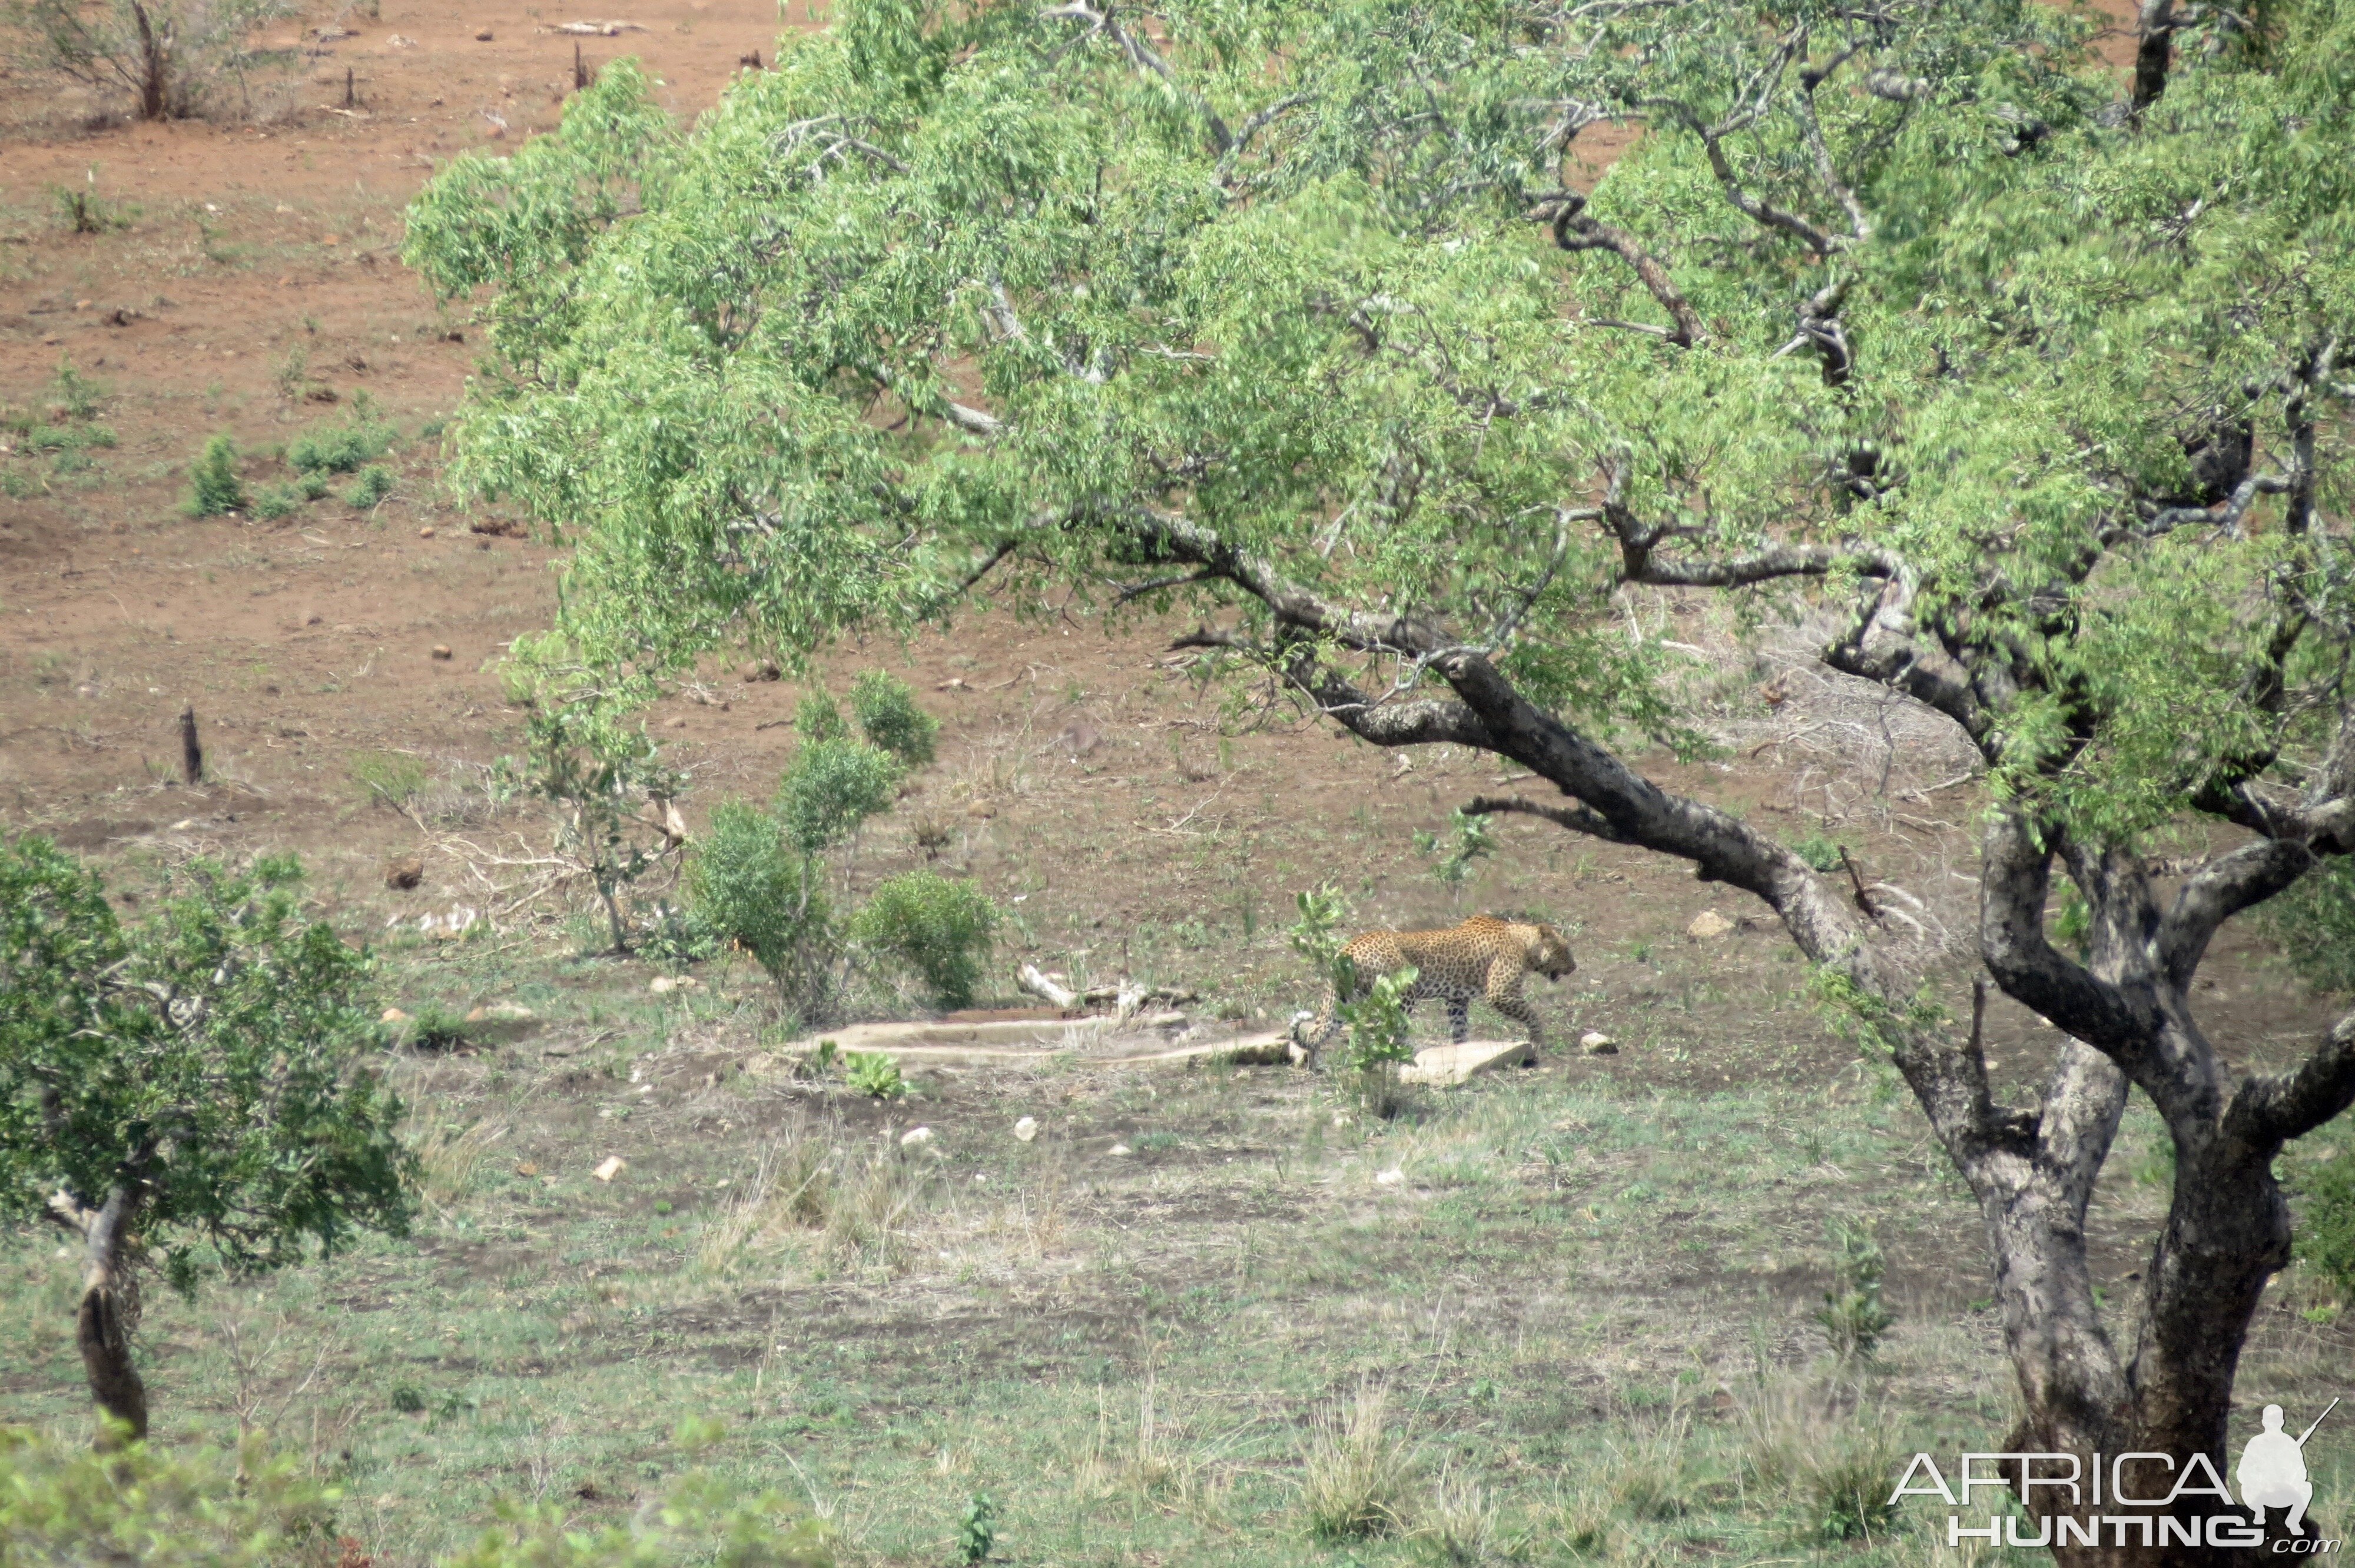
[1687,910,1734,939]
[1374,1168,1405,1187]
[1013,1117,1039,1142]
[901,1127,935,1148]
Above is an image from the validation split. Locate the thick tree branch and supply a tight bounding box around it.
[1463,792,1632,844]
[1546,195,1704,347]
[2157,838,2315,988]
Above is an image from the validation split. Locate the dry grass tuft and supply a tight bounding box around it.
[1301,1378,1419,1542]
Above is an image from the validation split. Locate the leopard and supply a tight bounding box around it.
[1295,913,1575,1068]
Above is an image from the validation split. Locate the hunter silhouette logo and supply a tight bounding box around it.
[2241,1401,2336,1537]
[1890,1398,2343,1552]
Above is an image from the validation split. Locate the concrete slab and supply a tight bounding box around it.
[749,1023,1297,1072]
[1396,1038,1534,1086]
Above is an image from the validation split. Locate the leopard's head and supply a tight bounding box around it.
[1525,923,1576,980]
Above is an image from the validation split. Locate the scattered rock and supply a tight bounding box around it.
[965,800,998,820]
[1398,1038,1532,1085]
[1109,1142,1132,1156]
[514,1161,538,1177]
[475,28,493,39]
[465,1002,539,1039]
[740,659,781,682]
[430,645,453,660]
[1686,909,1734,939]
[418,526,436,538]
[936,676,968,691]
[1374,1168,1405,1187]
[649,975,679,994]
[900,1126,934,1148]
[1013,1116,1039,1142]
[381,1006,412,1024]
[1580,1031,1618,1055]
[384,855,424,891]
[593,1155,625,1182]
[168,818,195,832]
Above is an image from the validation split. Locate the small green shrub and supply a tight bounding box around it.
[297,470,333,500]
[2293,1126,2355,1300]
[351,749,428,809]
[795,690,848,742]
[288,413,393,474]
[390,1381,426,1414]
[0,1426,339,1563]
[251,484,303,520]
[638,900,717,968]
[1339,962,1419,1074]
[851,870,1000,1009]
[50,356,105,420]
[1787,833,1842,874]
[776,738,901,856]
[183,433,246,516]
[2264,858,2355,994]
[686,799,831,1008]
[395,1005,473,1052]
[957,1492,997,1564]
[343,463,394,507]
[850,669,939,767]
[1413,809,1494,889]
[1815,1221,1896,1361]
[844,1051,904,1100]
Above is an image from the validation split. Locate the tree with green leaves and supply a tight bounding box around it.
[411,0,2354,1553]
[0,839,414,1441]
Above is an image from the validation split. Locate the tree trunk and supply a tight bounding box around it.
[54,1185,149,1445]
[127,0,167,121]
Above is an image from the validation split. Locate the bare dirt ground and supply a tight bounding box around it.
[5,3,2354,1563]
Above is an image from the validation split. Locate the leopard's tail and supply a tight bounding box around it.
[1293,988,1346,1068]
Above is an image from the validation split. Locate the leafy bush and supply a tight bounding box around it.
[2292,1124,2355,1301]
[3,0,294,121]
[2264,857,2355,994]
[288,412,394,475]
[1815,1221,1896,1361]
[250,484,302,520]
[0,839,414,1436]
[795,690,849,743]
[957,1493,997,1564]
[343,462,394,507]
[775,738,901,856]
[0,1426,341,1564]
[183,433,246,516]
[637,899,717,969]
[1414,809,1495,890]
[685,799,830,1009]
[850,870,999,1009]
[507,698,682,954]
[850,669,939,767]
[844,1050,904,1100]
[1338,964,1419,1074]
[1786,833,1843,875]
